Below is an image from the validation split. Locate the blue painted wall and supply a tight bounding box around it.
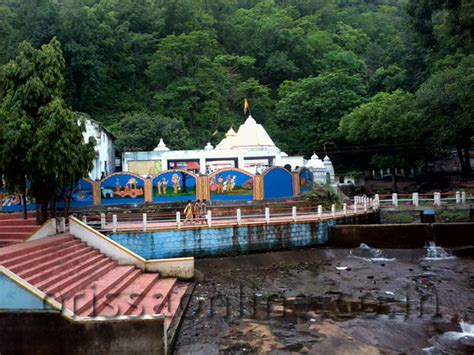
[299,168,314,193]
[101,174,145,205]
[0,275,50,310]
[109,220,336,260]
[152,171,196,203]
[263,168,293,199]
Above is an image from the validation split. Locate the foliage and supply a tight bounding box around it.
[0,38,95,222]
[0,0,471,175]
[383,212,415,224]
[301,185,341,209]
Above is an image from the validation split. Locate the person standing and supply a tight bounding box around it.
[193,199,201,224]
[200,199,208,225]
[183,200,193,224]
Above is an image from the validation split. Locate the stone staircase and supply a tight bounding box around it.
[0,213,40,247]
[0,234,188,326]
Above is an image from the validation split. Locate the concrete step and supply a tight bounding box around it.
[99,273,161,317]
[0,239,24,247]
[1,239,80,268]
[55,260,118,301]
[32,252,106,289]
[0,225,39,233]
[66,266,142,316]
[0,235,73,261]
[6,241,85,273]
[162,282,189,329]
[0,213,36,220]
[128,277,177,316]
[14,246,97,279]
[0,232,34,241]
[0,219,37,226]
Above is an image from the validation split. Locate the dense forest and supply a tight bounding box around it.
[0,0,472,175]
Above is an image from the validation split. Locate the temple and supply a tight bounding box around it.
[122,114,335,184]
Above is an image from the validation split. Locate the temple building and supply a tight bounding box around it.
[122,114,335,184]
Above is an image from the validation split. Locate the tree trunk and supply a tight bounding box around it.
[39,199,49,225]
[391,167,398,193]
[463,146,472,175]
[457,146,467,176]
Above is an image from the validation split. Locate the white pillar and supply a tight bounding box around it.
[317,205,322,219]
[434,192,441,206]
[461,191,467,205]
[372,170,376,178]
[100,213,106,229]
[456,191,461,204]
[401,168,405,176]
[81,215,87,224]
[387,168,390,175]
[363,200,368,212]
[199,157,206,174]
[343,203,347,216]
[354,203,358,214]
[237,208,242,225]
[380,169,384,179]
[412,192,419,207]
[265,207,270,224]
[60,217,66,233]
[392,193,398,207]
[207,210,212,227]
[292,206,297,222]
[331,204,336,218]
[112,214,117,232]
[374,194,380,209]
[176,211,181,229]
[142,213,147,232]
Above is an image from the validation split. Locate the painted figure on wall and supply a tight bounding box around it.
[209,170,253,201]
[299,168,314,193]
[101,174,145,202]
[152,171,196,202]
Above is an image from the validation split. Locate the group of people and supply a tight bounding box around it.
[183,199,207,225]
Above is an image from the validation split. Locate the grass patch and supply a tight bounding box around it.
[384,212,416,224]
[438,210,470,222]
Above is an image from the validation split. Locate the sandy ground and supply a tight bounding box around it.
[173,247,474,354]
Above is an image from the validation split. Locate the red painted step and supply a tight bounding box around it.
[128,277,177,316]
[0,225,39,233]
[0,235,73,261]
[0,232,34,240]
[65,266,142,316]
[0,213,36,220]
[0,219,37,226]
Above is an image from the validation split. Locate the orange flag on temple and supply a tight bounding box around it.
[243,98,249,114]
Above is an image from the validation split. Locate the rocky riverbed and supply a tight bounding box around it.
[173,246,474,354]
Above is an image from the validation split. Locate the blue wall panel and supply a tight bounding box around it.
[263,168,293,199]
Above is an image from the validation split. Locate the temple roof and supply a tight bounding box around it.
[216,115,277,150]
[153,138,170,152]
[306,153,325,169]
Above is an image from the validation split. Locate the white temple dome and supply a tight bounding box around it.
[204,142,214,150]
[215,127,237,150]
[323,155,331,162]
[306,153,325,169]
[153,138,170,151]
[230,115,276,149]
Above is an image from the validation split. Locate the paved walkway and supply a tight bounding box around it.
[99,209,372,233]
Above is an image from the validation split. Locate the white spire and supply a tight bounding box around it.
[153,138,170,151]
[204,142,214,150]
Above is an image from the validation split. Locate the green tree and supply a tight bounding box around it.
[0,38,95,222]
[110,111,191,152]
[340,90,423,191]
[415,55,474,176]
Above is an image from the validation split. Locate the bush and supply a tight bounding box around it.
[384,212,415,224]
[301,185,342,209]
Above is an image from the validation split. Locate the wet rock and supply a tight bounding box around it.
[367,275,374,279]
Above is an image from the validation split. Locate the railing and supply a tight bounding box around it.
[73,202,376,233]
[356,191,473,209]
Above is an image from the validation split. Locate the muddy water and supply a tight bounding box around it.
[174,247,474,354]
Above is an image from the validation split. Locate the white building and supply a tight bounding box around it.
[122,114,335,184]
[82,117,116,180]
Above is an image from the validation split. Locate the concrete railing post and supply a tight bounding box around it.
[237,208,242,226]
[292,206,297,222]
[412,192,419,207]
[455,191,461,204]
[380,169,384,179]
[461,191,467,205]
[81,215,87,224]
[343,203,347,216]
[374,194,380,209]
[363,200,368,212]
[265,207,270,224]
[331,204,336,218]
[354,203,358,214]
[317,205,322,219]
[142,213,147,232]
[112,214,117,233]
[392,193,398,207]
[100,213,106,229]
[207,210,212,227]
[176,211,181,229]
[60,217,66,233]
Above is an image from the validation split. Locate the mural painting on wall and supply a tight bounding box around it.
[299,168,314,193]
[152,171,196,202]
[65,179,94,207]
[0,190,37,212]
[263,167,293,199]
[209,170,253,200]
[101,173,144,204]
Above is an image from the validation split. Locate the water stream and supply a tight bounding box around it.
[350,243,395,262]
[424,241,456,260]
